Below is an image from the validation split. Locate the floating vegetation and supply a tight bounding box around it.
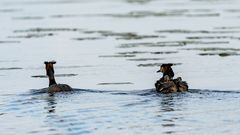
[12,16,44,20]
[73,37,104,41]
[137,63,181,67]
[8,33,54,39]
[14,28,83,33]
[98,82,133,85]
[156,29,240,34]
[31,74,78,78]
[99,54,136,58]
[127,58,163,61]
[0,67,23,70]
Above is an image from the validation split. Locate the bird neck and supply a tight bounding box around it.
[48,73,57,86]
[163,68,174,79]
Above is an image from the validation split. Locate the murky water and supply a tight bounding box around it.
[1,0,240,134]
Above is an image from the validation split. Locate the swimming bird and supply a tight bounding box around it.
[155,75,178,93]
[155,64,188,93]
[157,63,174,80]
[173,77,188,92]
[44,61,72,93]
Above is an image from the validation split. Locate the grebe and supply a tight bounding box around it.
[155,64,188,93]
[44,61,72,93]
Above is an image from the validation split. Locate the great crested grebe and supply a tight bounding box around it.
[44,61,72,93]
[155,64,188,93]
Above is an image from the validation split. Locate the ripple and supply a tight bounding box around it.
[127,58,163,61]
[186,36,240,40]
[98,82,134,85]
[99,10,187,18]
[31,74,78,78]
[198,52,240,57]
[183,47,240,51]
[182,47,240,57]
[2,88,240,134]
[0,67,23,70]
[82,30,161,40]
[125,0,153,4]
[12,16,45,20]
[214,26,240,30]
[119,41,229,48]
[99,54,136,58]
[117,51,178,55]
[8,33,54,39]
[14,28,83,33]
[156,29,240,34]
[50,14,82,18]
[119,41,186,48]
[0,9,22,13]
[73,37,104,41]
[185,13,220,17]
[137,63,181,67]
[0,41,20,44]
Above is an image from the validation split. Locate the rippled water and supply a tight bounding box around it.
[1,89,240,134]
[1,0,240,134]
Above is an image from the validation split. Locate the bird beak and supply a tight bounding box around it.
[156,70,161,73]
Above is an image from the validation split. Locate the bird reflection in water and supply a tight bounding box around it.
[156,94,185,134]
[45,94,57,113]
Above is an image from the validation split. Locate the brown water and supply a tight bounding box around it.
[0,0,240,134]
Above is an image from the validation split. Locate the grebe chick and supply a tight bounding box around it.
[173,77,188,92]
[155,75,178,93]
[44,61,72,93]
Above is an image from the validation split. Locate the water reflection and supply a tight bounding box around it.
[44,94,57,113]
[125,0,153,4]
[156,94,185,134]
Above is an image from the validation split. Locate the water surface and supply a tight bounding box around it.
[0,0,240,134]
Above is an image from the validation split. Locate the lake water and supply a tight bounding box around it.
[0,0,240,134]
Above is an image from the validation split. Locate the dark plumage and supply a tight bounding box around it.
[157,64,174,80]
[173,77,188,92]
[44,61,72,93]
[155,75,178,93]
[155,64,188,93]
